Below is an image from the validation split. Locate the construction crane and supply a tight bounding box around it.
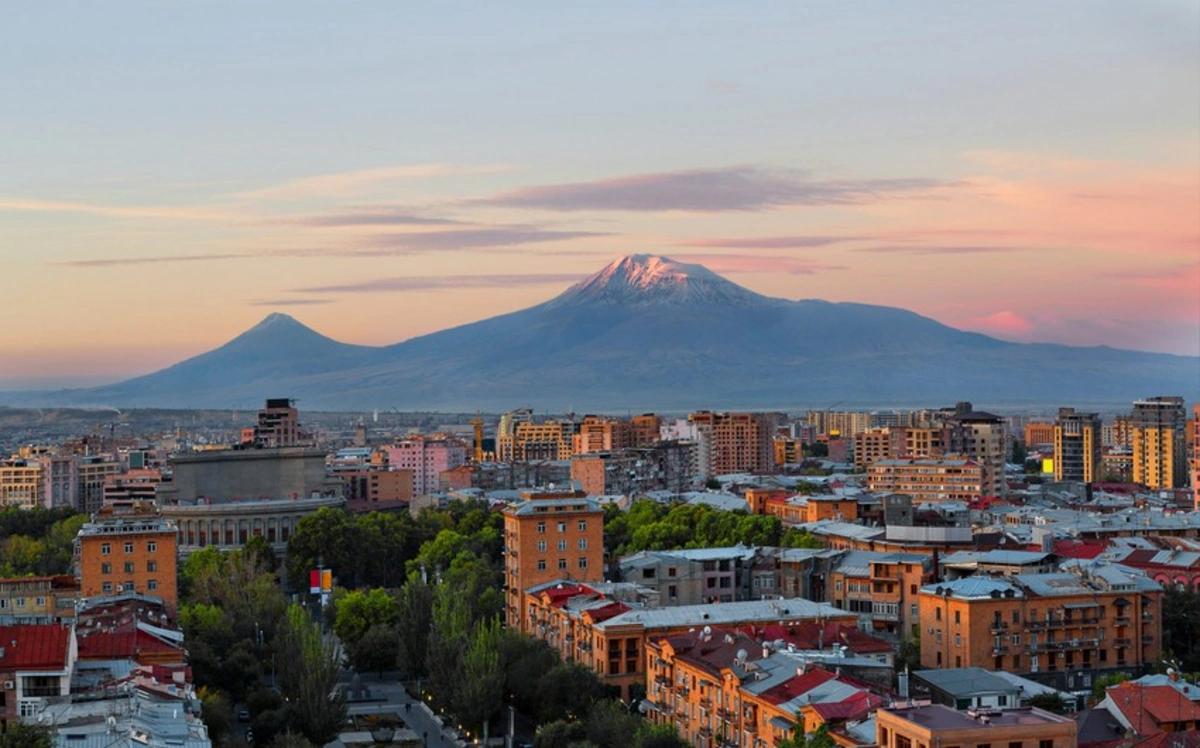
[468,412,485,463]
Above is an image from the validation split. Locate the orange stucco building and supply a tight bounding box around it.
[503,493,605,632]
[75,501,179,617]
[645,625,887,747]
[877,705,1076,748]
[919,566,1163,692]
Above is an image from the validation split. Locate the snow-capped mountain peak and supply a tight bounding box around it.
[554,254,771,307]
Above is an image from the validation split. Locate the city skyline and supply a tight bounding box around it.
[2,1,1198,388]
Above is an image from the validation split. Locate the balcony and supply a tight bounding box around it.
[1142,633,1154,643]
[992,646,1009,655]
[991,621,1009,633]
[655,675,668,686]
[1115,615,1131,625]
[699,727,713,738]
[1115,638,1132,647]
[699,697,712,708]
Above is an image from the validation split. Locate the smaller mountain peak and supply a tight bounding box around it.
[553,253,771,307]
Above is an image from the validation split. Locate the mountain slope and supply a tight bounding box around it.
[8,256,1197,410]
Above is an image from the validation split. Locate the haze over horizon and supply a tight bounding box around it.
[3,2,1198,388]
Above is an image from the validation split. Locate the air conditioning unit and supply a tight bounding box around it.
[1058,652,1066,659]
[2,681,12,690]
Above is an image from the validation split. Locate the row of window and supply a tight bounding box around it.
[535,558,589,571]
[100,561,158,574]
[536,539,588,552]
[99,541,157,555]
[535,521,588,533]
[0,597,47,609]
[100,580,158,593]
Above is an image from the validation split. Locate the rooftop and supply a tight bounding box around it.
[881,704,1072,730]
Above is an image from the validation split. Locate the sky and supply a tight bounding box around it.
[2,1,1198,388]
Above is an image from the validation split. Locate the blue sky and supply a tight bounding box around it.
[1,1,1197,386]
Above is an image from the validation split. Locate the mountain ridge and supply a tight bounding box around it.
[3,255,1196,410]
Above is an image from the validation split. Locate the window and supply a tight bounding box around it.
[557,522,566,533]
[124,562,135,573]
[35,597,45,607]
[1012,633,1020,645]
[578,558,588,570]
[558,558,567,570]
[836,580,843,592]
[936,607,942,621]
[124,581,134,592]
[578,521,587,531]
[1008,741,1021,748]
[668,585,677,598]
[102,582,113,593]
[668,568,677,577]
[101,563,111,574]
[536,522,545,534]
[1040,741,1054,748]
[537,541,547,552]
[537,560,547,571]
[936,630,942,644]
[124,542,134,553]
[148,580,158,591]
[954,610,960,624]
[1012,610,1020,623]
[14,598,24,608]
[557,540,567,551]
[147,560,157,572]
[101,543,111,555]
[578,538,587,550]
[1012,655,1021,669]
[955,634,961,647]
[910,584,917,594]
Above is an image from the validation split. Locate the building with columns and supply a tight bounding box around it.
[156,446,343,555]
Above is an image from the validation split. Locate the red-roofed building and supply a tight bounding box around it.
[1052,538,1110,560]
[646,626,891,746]
[1099,681,1200,736]
[75,627,185,666]
[0,624,75,730]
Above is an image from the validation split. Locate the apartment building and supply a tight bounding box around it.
[526,584,855,700]
[868,458,986,503]
[380,435,467,497]
[943,408,1007,497]
[618,546,775,606]
[498,420,578,462]
[889,427,944,460]
[574,416,631,454]
[854,428,891,471]
[828,551,933,637]
[918,565,1163,692]
[0,458,43,509]
[1054,408,1102,484]
[76,501,179,617]
[631,414,663,447]
[645,626,886,748]
[0,624,75,731]
[1132,396,1188,490]
[0,576,78,624]
[689,412,776,476]
[502,493,604,631]
[1025,422,1057,448]
[876,705,1076,748]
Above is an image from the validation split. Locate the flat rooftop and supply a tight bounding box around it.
[882,704,1072,730]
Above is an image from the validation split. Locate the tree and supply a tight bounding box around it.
[455,618,505,742]
[500,634,561,715]
[275,605,347,746]
[704,477,722,490]
[534,721,587,748]
[632,724,689,748]
[895,635,921,678]
[584,700,641,748]
[0,722,53,748]
[1091,672,1128,704]
[348,623,401,677]
[426,585,471,706]
[396,572,435,678]
[1027,692,1070,714]
[197,686,234,745]
[536,663,606,723]
[269,732,316,748]
[334,587,399,646]
[781,528,825,549]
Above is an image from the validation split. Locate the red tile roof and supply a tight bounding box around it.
[0,624,71,671]
[759,668,838,705]
[75,629,182,662]
[1053,539,1109,560]
[1107,683,1200,736]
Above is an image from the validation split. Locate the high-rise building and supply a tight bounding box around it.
[380,435,467,496]
[1192,405,1200,511]
[854,428,892,471]
[75,501,179,617]
[1103,414,1135,448]
[502,492,603,631]
[688,411,776,476]
[630,414,662,447]
[943,404,1007,496]
[1131,396,1187,490]
[1053,407,1101,483]
[0,458,44,509]
[574,416,631,454]
[249,398,303,448]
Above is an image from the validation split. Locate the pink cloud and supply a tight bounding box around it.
[961,311,1035,336]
